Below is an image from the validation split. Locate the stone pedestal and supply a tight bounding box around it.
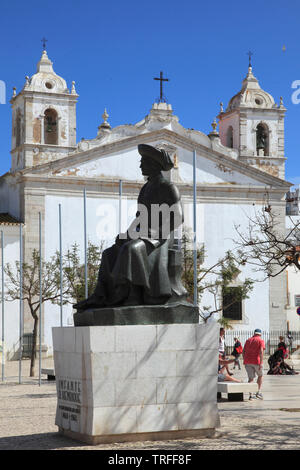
[52,322,220,445]
[73,301,199,326]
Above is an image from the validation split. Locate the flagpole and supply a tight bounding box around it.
[38,213,42,386]
[119,180,123,234]
[1,230,4,382]
[59,204,63,327]
[19,223,23,384]
[83,189,88,299]
[193,150,198,307]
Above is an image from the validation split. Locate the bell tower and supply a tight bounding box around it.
[10,48,78,171]
[218,64,286,179]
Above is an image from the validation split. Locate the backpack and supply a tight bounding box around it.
[236,344,243,354]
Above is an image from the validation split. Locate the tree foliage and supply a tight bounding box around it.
[234,207,300,278]
[4,249,66,376]
[3,242,104,376]
[63,241,104,303]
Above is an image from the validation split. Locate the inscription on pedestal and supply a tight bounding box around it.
[57,378,82,432]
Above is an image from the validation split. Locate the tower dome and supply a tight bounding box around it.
[226,66,276,111]
[10,48,78,171]
[218,63,286,179]
[24,49,69,94]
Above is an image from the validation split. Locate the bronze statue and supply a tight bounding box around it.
[73,144,198,325]
[74,143,186,310]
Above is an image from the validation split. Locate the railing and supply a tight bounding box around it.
[224,330,300,356]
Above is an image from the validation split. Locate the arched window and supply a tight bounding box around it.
[226,126,234,148]
[15,110,21,148]
[44,108,58,145]
[256,123,269,156]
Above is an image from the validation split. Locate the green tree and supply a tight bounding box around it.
[63,241,104,303]
[3,241,104,377]
[4,250,68,377]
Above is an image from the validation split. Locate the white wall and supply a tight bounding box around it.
[58,147,143,181]
[219,113,239,150]
[177,148,264,185]
[0,225,20,359]
[185,201,269,332]
[0,177,21,220]
[286,266,300,331]
[285,215,300,331]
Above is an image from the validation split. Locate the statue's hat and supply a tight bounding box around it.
[138,144,174,171]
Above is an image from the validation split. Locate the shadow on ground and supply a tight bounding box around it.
[1,419,300,450]
[0,432,83,450]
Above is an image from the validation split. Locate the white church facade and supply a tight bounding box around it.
[0,49,293,357]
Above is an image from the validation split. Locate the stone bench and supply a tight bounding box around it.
[217,382,258,401]
[41,368,55,380]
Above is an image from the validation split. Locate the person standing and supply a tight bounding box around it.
[219,328,233,375]
[243,328,265,400]
[219,328,226,358]
[286,332,293,358]
[232,337,242,370]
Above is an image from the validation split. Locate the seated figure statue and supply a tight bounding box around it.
[74,144,189,317]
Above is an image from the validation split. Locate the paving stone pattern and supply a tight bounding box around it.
[0,358,300,450]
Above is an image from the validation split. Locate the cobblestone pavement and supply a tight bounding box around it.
[0,358,300,450]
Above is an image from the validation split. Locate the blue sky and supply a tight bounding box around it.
[0,0,299,183]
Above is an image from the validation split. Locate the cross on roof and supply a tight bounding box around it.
[154,71,169,103]
[41,37,48,50]
[247,51,253,67]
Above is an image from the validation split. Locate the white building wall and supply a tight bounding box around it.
[285,215,300,331]
[69,147,262,187]
[286,267,300,331]
[219,113,240,150]
[177,148,262,185]
[0,177,21,220]
[0,225,20,359]
[59,147,143,181]
[184,201,269,332]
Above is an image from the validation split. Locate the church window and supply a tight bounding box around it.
[15,111,21,148]
[222,287,243,321]
[256,122,269,156]
[45,82,53,89]
[44,108,58,145]
[226,126,234,148]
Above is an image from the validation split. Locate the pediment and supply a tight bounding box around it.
[21,128,291,190]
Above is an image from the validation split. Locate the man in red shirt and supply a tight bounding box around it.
[243,329,265,400]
